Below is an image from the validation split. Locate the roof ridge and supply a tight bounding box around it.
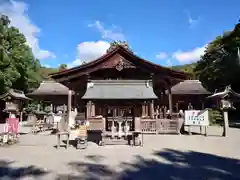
[90,79,152,84]
[182,80,201,83]
[91,79,152,81]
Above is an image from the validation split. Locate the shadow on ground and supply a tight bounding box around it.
[229,123,240,129]
[0,160,48,179]
[56,149,240,180]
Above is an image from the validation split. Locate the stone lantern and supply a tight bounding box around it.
[207,86,240,137]
[0,89,30,121]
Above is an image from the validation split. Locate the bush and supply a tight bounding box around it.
[209,109,223,125]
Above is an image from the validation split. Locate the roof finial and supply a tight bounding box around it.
[106,40,132,53]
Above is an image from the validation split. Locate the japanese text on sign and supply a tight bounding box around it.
[184,110,209,126]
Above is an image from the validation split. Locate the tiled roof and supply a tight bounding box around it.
[82,80,158,99]
[169,80,211,95]
[28,81,70,96]
[0,89,30,100]
[28,79,211,99]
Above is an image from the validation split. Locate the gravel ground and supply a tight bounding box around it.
[0,124,240,180]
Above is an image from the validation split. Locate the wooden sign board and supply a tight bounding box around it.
[184,110,210,126]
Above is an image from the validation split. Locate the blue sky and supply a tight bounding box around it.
[0,0,239,68]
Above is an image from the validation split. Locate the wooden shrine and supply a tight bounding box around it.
[49,43,190,136]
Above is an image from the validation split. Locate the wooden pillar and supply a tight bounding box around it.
[53,104,56,113]
[201,101,205,110]
[149,100,154,119]
[73,93,77,109]
[156,105,160,119]
[168,88,173,116]
[164,106,167,118]
[112,107,116,138]
[145,101,148,117]
[67,90,72,125]
[86,101,92,118]
[142,102,146,117]
[176,102,179,112]
[91,101,95,117]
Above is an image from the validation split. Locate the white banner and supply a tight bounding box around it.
[184,110,209,126]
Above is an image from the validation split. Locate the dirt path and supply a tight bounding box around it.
[0,125,239,179]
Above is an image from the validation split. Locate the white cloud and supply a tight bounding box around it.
[0,0,55,59]
[172,45,206,64]
[67,59,81,68]
[156,52,168,59]
[166,59,172,67]
[68,41,110,68]
[88,20,125,41]
[67,20,125,68]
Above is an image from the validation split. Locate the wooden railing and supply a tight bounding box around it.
[141,119,157,133]
[86,116,184,135]
[87,117,105,131]
[140,118,183,134]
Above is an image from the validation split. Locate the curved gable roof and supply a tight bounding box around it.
[50,45,189,81]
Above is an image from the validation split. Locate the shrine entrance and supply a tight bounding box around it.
[105,105,135,137]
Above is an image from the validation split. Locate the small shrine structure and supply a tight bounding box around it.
[27,80,75,112]
[0,89,30,123]
[167,80,212,111]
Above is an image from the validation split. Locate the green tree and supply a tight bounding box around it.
[39,66,58,80]
[194,21,240,92]
[172,63,197,79]
[59,64,67,71]
[0,15,41,94]
[0,14,10,70]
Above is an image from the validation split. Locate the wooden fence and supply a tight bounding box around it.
[140,118,184,134]
[86,116,184,135]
